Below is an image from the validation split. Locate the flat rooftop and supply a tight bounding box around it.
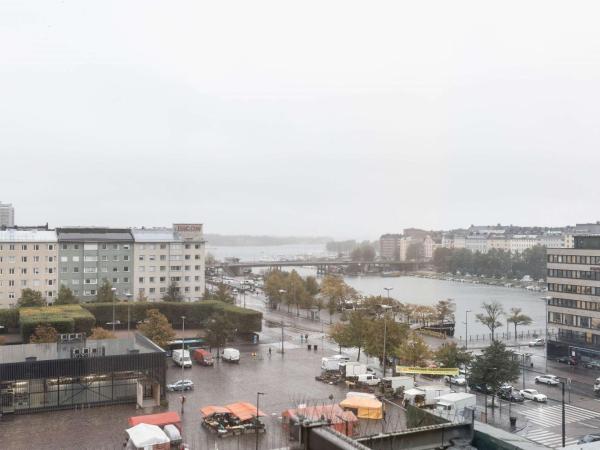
[56,228,133,242]
[0,229,57,242]
[0,333,163,364]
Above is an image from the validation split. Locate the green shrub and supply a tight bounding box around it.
[0,308,19,329]
[19,305,96,341]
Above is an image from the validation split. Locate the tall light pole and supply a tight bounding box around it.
[541,296,550,373]
[464,309,471,350]
[560,380,566,447]
[181,316,186,381]
[381,304,392,378]
[384,287,393,300]
[256,392,265,450]
[111,287,117,332]
[279,289,286,355]
[126,293,132,333]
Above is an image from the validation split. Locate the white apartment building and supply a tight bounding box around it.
[509,235,540,254]
[540,233,564,249]
[487,235,510,252]
[441,234,466,249]
[465,235,488,253]
[132,224,205,302]
[0,229,58,307]
[398,236,412,261]
[0,202,14,227]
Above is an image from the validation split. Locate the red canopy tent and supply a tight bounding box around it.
[128,411,182,431]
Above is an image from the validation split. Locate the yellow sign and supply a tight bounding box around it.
[396,366,459,376]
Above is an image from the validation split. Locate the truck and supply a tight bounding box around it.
[356,373,381,386]
[339,362,368,379]
[434,393,476,419]
[172,349,192,368]
[403,385,452,407]
[321,357,341,372]
[594,378,600,396]
[222,348,240,363]
[193,348,214,366]
[383,376,414,391]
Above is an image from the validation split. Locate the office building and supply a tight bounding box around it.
[546,236,600,361]
[56,228,134,301]
[0,228,58,307]
[132,223,205,302]
[0,202,15,227]
[379,234,402,260]
[0,333,165,414]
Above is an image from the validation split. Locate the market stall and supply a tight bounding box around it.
[125,423,170,450]
[200,402,266,438]
[282,404,357,436]
[128,411,182,431]
[339,396,383,420]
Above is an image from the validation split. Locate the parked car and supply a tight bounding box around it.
[519,389,547,402]
[167,379,194,392]
[556,356,577,365]
[469,383,494,395]
[585,361,600,370]
[222,348,240,363]
[535,374,560,385]
[578,434,600,444]
[446,375,467,386]
[497,388,524,402]
[528,338,545,347]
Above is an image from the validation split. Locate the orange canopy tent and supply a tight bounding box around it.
[225,402,266,422]
[339,397,383,420]
[200,405,231,417]
[282,404,357,436]
[128,411,182,431]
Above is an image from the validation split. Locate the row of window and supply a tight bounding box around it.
[0,267,54,275]
[138,286,201,294]
[547,268,600,280]
[548,254,600,265]
[137,243,202,250]
[1,290,55,299]
[60,255,129,262]
[138,276,201,284]
[548,283,600,296]
[0,244,55,251]
[0,256,55,263]
[0,279,55,287]
[61,266,129,274]
[549,311,600,330]
[137,265,202,272]
[549,297,600,312]
[557,329,600,346]
[138,254,201,261]
[61,243,130,251]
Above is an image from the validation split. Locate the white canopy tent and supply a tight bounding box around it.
[125,423,170,450]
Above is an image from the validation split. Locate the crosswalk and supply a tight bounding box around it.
[523,429,578,448]
[518,403,600,428]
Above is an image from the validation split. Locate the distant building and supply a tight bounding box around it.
[487,234,510,252]
[398,236,412,261]
[540,233,564,249]
[0,202,14,227]
[546,236,600,361]
[465,234,488,253]
[132,224,205,302]
[441,233,466,249]
[0,228,58,307]
[508,235,540,254]
[423,235,435,259]
[379,234,402,260]
[56,228,134,301]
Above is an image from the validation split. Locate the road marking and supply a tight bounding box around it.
[523,428,578,447]
[518,404,600,428]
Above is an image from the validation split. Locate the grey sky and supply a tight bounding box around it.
[2,1,600,239]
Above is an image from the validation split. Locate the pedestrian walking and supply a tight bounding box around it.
[181,395,186,415]
[268,347,272,357]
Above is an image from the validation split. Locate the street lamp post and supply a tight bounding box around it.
[560,380,566,447]
[256,392,265,450]
[464,309,471,350]
[384,287,393,300]
[279,289,286,354]
[111,287,117,333]
[181,316,186,382]
[126,293,132,333]
[381,304,392,378]
[541,296,550,373]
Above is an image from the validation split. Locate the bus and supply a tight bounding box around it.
[165,338,207,357]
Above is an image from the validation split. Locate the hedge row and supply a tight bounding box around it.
[81,301,262,333]
[0,308,19,329]
[19,305,96,341]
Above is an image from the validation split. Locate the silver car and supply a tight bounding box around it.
[167,379,194,391]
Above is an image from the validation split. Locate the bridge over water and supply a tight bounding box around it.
[210,259,420,275]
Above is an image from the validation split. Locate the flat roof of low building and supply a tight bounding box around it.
[132,228,180,243]
[0,333,163,364]
[57,228,133,242]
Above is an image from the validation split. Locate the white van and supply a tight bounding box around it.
[222,348,240,363]
[356,374,381,386]
[172,349,192,368]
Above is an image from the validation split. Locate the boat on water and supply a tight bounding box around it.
[420,321,456,337]
[381,271,402,277]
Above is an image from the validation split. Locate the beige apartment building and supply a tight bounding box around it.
[132,224,205,302]
[0,229,58,307]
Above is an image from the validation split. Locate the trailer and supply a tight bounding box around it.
[403,385,452,407]
[434,393,476,420]
[321,357,341,372]
[339,362,368,379]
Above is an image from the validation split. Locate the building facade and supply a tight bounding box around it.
[132,224,205,302]
[0,229,58,307]
[57,228,134,301]
[0,202,15,227]
[0,333,165,414]
[379,234,402,260]
[546,236,600,362]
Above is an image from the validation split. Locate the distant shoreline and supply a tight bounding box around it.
[205,235,331,247]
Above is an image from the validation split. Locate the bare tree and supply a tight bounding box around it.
[476,301,504,341]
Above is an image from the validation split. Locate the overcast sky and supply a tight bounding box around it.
[2,1,600,239]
